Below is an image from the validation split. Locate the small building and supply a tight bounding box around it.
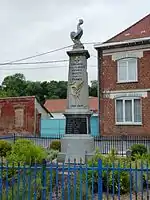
[43,97,99,136]
[0,96,52,136]
[95,14,150,136]
[44,97,98,118]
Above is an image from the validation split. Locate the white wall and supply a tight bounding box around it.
[51,112,65,119]
[35,99,51,119]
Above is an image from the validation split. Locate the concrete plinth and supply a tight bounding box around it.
[58,134,94,164]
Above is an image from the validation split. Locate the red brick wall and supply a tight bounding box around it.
[100,50,150,136]
[0,97,40,136]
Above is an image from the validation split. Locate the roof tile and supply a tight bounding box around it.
[44,97,98,113]
[106,14,150,43]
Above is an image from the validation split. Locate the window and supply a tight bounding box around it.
[14,108,24,127]
[115,98,142,124]
[117,58,138,83]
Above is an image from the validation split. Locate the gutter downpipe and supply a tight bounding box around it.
[34,97,36,137]
[97,48,102,136]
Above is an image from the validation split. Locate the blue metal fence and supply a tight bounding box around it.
[0,159,150,199]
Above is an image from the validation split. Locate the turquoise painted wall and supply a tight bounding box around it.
[41,116,99,137]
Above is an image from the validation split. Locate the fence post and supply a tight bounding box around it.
[98,159,102,200]
[0,159,2,200]
[13,133,16,144]
[121,135,124,156]
[41,159,47,199]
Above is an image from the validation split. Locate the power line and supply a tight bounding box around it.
[0,45,73,66]
[0,59,69,66]
[0,65,96,71]
[0,42,98,66]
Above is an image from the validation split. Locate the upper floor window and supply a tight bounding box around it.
[14,108,24,128]
[117,57,138,83]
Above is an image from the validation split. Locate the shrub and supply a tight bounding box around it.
[47,149,59,161]
[50,140,61,152]
[6,139,47,165]
[130,144,147,159]
[0,140,12,157]
[87,149,130,194]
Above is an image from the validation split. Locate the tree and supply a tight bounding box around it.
[0,86,9,97]
[25,81,44,103]
[46,81,67,99]
[2,73,26,96]
[0,73,97,104]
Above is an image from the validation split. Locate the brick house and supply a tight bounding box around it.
[0,96,52,136]
[95,14,150,136]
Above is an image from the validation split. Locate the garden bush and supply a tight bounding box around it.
[130,144,147,159]
[87,149,130,194]
[0,140,12,157]
[6,139,47,165]
[50,140,61,152]
[47,149,59,161]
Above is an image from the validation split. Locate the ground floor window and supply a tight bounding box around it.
[14,108,24,127]
[115,98,142,124]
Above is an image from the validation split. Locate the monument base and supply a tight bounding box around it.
[58,134,95,164]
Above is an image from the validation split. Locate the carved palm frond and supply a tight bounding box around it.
[69,81,84,99]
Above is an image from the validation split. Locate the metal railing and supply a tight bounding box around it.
[1,134,150,155]
[94,135,150,155]
[0,159,150,199]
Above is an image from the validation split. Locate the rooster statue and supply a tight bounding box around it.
[70,19,84,48]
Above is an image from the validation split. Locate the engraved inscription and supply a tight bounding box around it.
[66,117,87,134]
[71,65,83,81]
[70,56,84,81]
[71,104,84,108]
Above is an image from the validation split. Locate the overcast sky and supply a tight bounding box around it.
[0,0,150,84]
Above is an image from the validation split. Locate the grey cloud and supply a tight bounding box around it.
[0,0,150,83]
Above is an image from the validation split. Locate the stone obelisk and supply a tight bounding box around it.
[60,19,94,163]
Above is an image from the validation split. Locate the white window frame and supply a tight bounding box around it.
[117,57,138,83]
[115,97,142,125]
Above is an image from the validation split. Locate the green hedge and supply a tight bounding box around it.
[0,140,12,157]
[6,139,47,165]
[130,144,147,160]
[50,140,61,152]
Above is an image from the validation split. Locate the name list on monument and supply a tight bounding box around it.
[70,57,85,81]
[66,117,87,134]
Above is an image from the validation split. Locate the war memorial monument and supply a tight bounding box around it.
[59,19,94,163]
